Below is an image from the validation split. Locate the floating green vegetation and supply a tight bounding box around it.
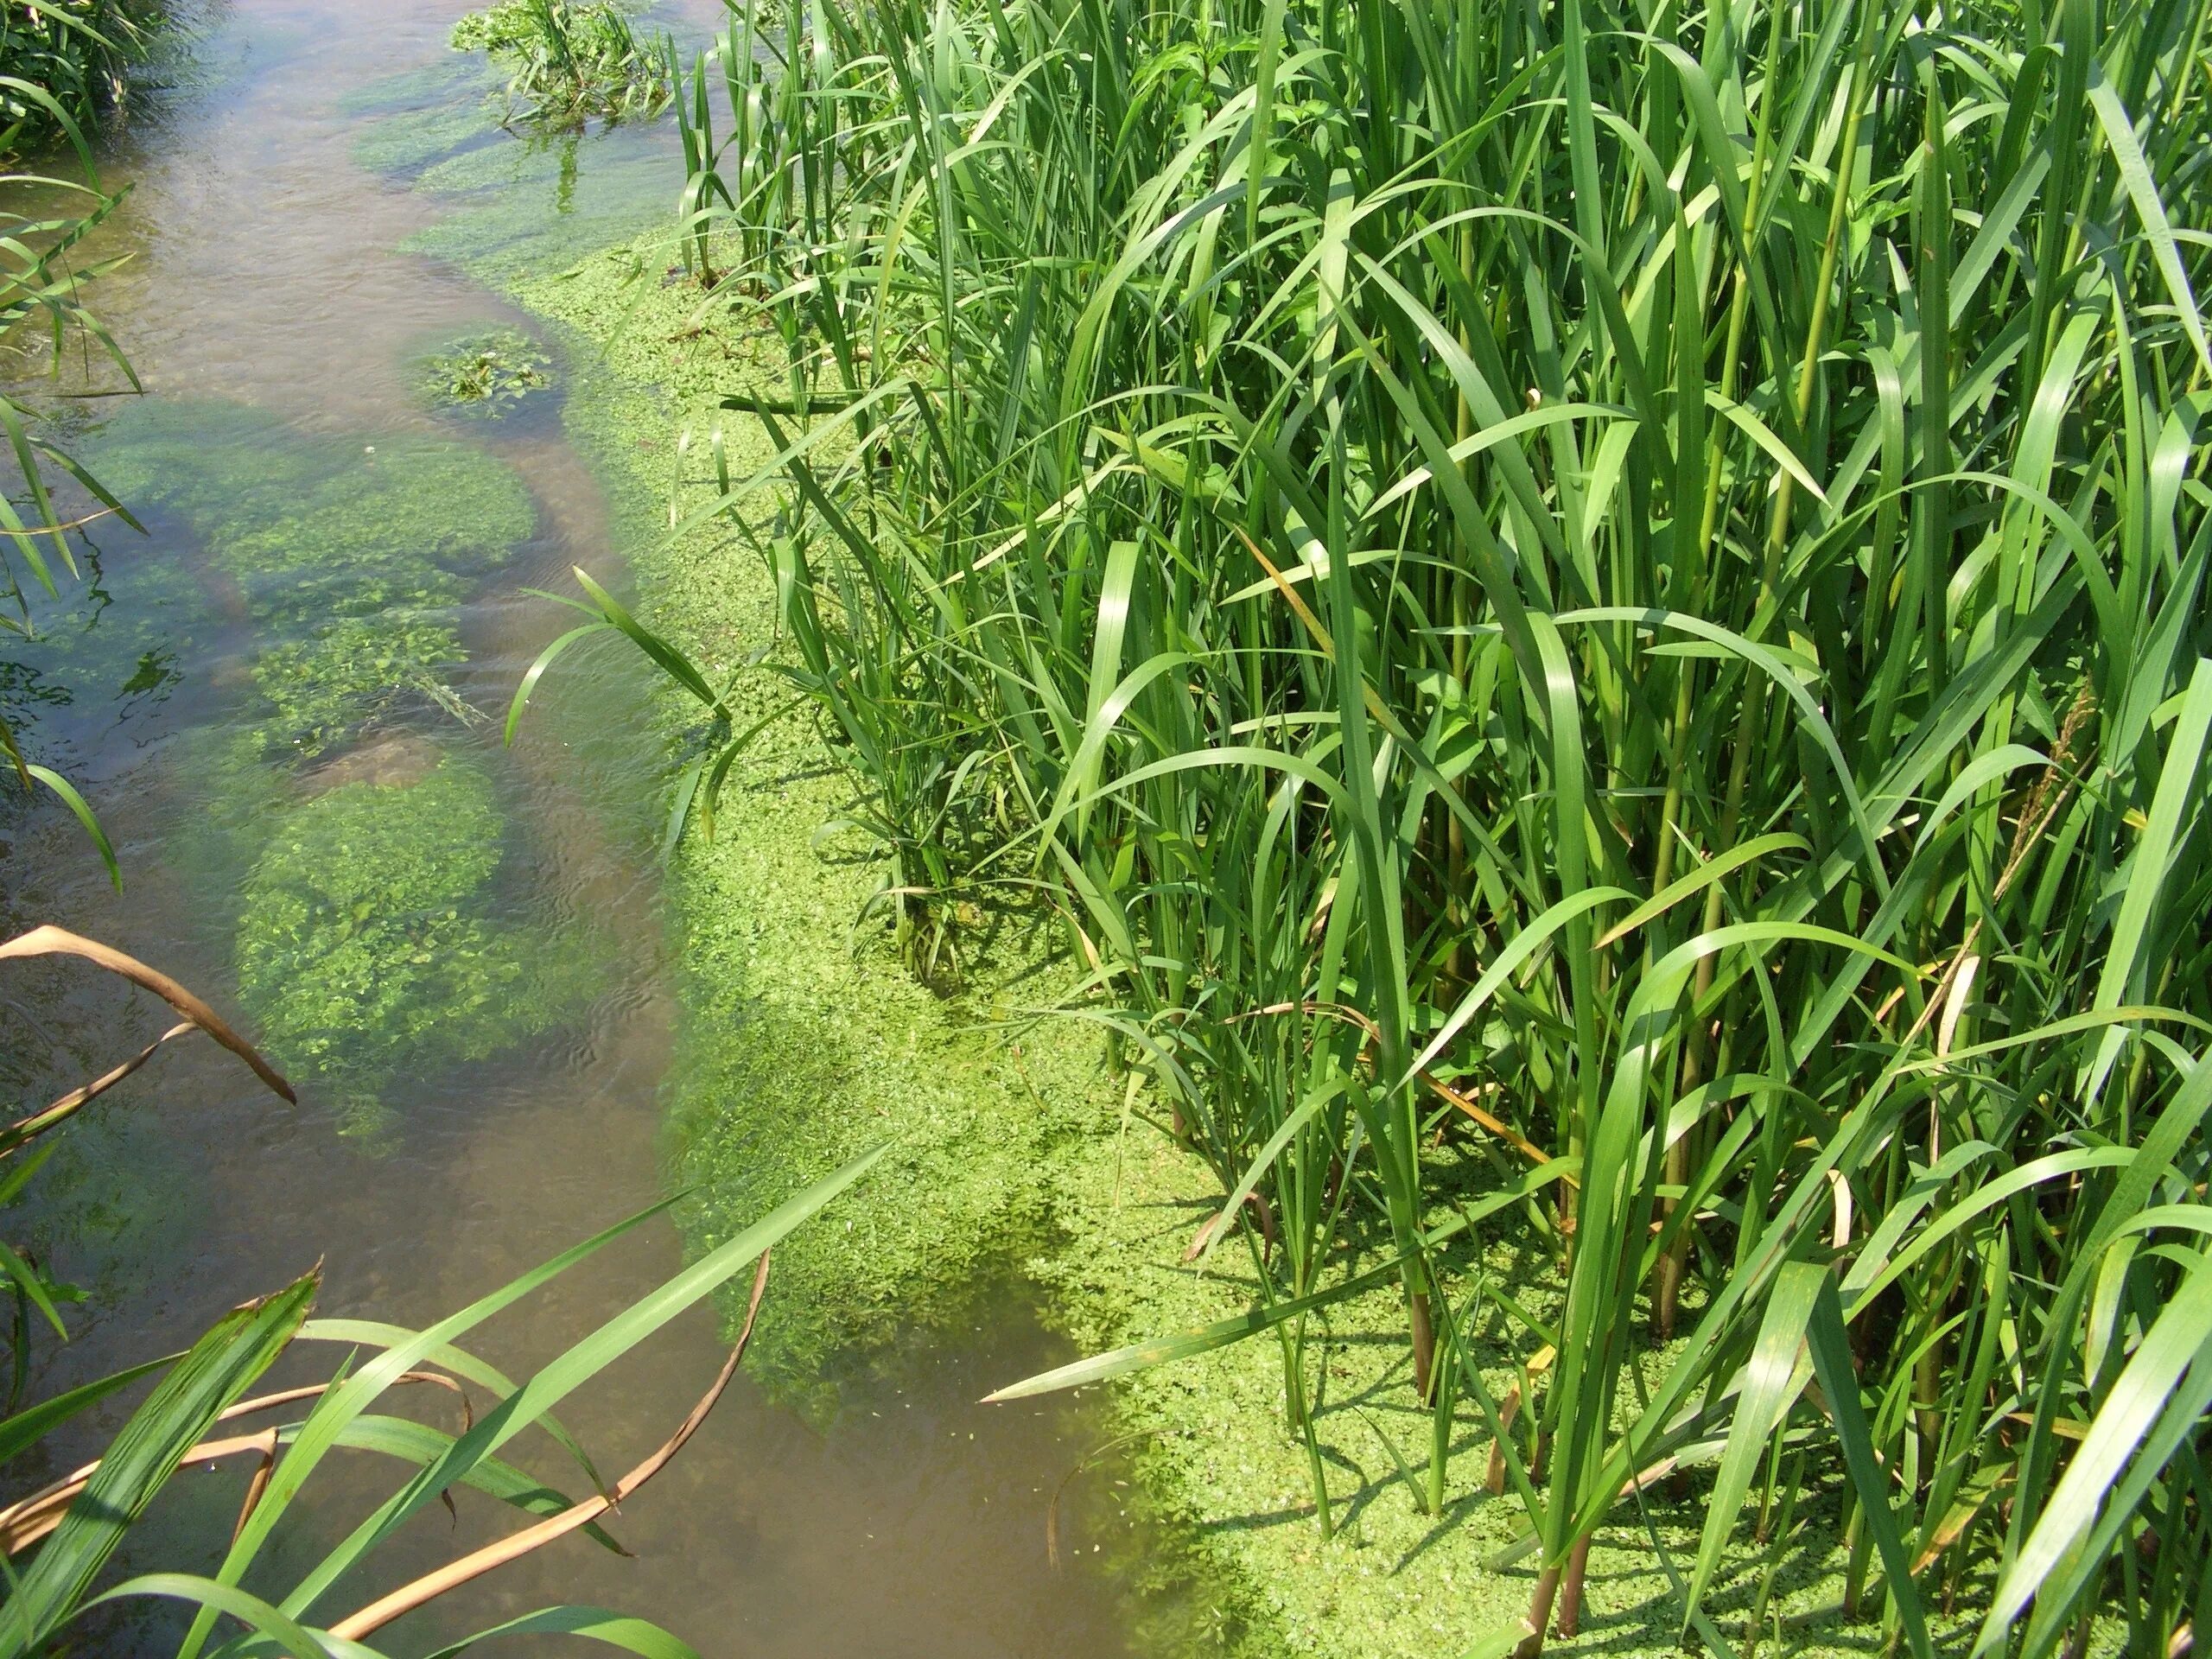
[450,0,668,130]
[86,400,534,757]
[416,327,554,416]
[236,750,597,1138]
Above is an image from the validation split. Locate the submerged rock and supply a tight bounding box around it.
[297,731,447,796]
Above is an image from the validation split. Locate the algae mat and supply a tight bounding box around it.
[76,399,601,1136]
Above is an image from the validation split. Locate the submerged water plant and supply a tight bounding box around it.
[87,401,534,758]
[550,0,2212,1649]
[235,752,595,1137]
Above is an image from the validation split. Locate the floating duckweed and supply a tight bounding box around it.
[236,753,592,1135]
[416,327,553,416]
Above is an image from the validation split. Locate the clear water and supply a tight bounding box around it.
[0,5,1192,1652]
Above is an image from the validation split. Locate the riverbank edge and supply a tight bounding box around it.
[489,234,1900,1659]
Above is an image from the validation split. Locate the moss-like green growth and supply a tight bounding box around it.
[250,615,467,760]
[414,327,553,416]
[347,52,678,285]
[86,400,534,757]
[236,752,596,1137]
[82,394,589,1136]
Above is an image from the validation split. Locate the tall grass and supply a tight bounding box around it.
[1,31,141,855]
[569,0,2212,1647]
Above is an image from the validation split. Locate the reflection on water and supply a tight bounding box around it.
[0,3,1196,1653]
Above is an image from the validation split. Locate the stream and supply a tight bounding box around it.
[0,3,1191,1653]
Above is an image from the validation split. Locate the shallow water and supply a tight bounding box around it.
[0,5,1190,1652]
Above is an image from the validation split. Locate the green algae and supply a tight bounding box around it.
[251,614,467,760]
[79,395,597,1135]
[86,399,533,758]
[235,751,591,1137]
[343,56,505,175]
[509,311,1103,1409]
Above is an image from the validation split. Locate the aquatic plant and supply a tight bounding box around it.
[251,614,468,759]
[417,327,554,416]
[233,752,596,1137]
[0,923,883,1659]
[450,0,668,130]
[87,402,535,757]
[81,399,582,1132]
[553,0,2212,1649]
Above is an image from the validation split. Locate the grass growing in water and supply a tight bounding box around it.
[0,0,163,156]
[559,0,2212,1649]
[450,0,668,130]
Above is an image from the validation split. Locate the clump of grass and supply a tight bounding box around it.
[450,0,667,130]
[542,0,2212,1650]
[418,327,553,416]
[0,0,164,157]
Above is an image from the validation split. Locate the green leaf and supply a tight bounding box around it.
[0,1273,317,1651]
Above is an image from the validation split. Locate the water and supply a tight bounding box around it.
[0,6,1186,1652]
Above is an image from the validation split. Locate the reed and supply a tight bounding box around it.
[0,36,140,847]
[0,0,162,157]
[554,0,2212,1646]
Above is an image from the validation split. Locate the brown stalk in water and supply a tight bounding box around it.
[0,925,297,1134]
[326,1250,774,1643]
